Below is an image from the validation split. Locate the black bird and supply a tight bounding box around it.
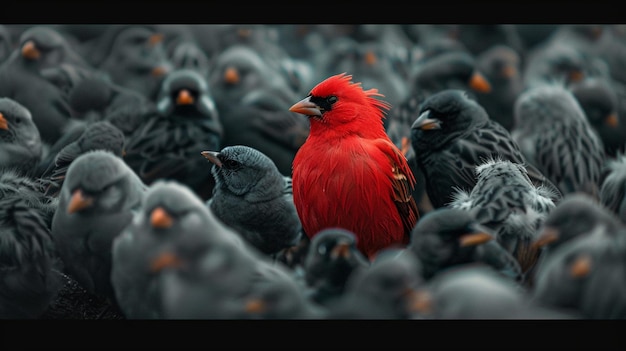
[449,158,558,277]
[50,150,146,307]
[124,68,223,201]
[0,194,64,319]
[511,83,606,199]
[408,207,523,283]
[300,227,370,306]
[0,97,43,177]
[0,168,58,230]
[201,145,302,257]
[37,121,125,197]
[410,89,561,209]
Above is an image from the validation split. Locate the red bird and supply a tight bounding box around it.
[289,73,419,260]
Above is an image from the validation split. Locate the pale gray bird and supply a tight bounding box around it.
[0,97,43,177]
[511,82,605,199]
[111,180,245,319]
[202,145,302,257]
[50,150,146,308]
[449,158,558,276]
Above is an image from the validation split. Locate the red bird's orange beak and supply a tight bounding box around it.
[21,40,40,60]
[200,150,222,167]
[176,89,194,105]
[67,189,94,214]
[0,113,8,130]
[150,206,174,229]
[289,96,322,117]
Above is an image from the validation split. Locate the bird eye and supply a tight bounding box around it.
[14,118,21,124]
[328,96,338,105]
[317,245,327,256]
[224,159,240,169]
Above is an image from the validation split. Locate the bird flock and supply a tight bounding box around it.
[1,24,626,320]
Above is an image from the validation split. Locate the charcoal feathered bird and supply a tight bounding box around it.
[410,89,561,209]
[449,158,558,276]
[599,154,626,223]
[201,145,303,257]
[511,82,606,199]
[50,150,147,308]
[0,194,64,319]
[123,68,223,201]
[408,207,523,283]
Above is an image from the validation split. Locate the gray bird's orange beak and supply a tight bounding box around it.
[244,298,266,314]
[150,206,174,229]
[21,40,40,60]
[532,226,560,250]
[67,189,94,214]
[224,66,240,85]
[150,251,184,273]
[289,96,322,117]
[570,254,592,278]
[200,150,222,167]
[330,241,351,259]
[605,113,619,128]
[0,113,8,130]
[176,89,194,105]
[469,71,492,93]
[411,110,441,131]
[459,231,494,247]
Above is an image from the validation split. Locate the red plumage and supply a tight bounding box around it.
[289,73,419,260]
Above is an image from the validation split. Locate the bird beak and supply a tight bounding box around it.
[200,150,222,167]
[244,298,266,314]
[148,33,164,47]
[411,110,441,130]
[224,66,240,85]
[67,189,94,214]
[150,206,174,229]
[409,289,433,315]
[605,113,619,128]
[151,65,168,77]
[0,113,8,130]
[459,222,494,247]
[150,251,184,273]
[330,241,351,259]
[176,89,194,105]
[532,226,560,249]
[21,40,40,60]
[569,254,592,278]
[469,71,492,93]
[289,96,322,117]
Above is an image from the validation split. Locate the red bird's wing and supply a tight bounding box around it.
[372,138,420,238]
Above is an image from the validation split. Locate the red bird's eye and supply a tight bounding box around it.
[328,96,338,104]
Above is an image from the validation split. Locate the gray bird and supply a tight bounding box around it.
[599,154,626,223]
[511,82,605,199]
[300,227,370,306]
[0,194,64,319]
[37,121,125,197]
[0,97,43,177]
[449,158,558,277]
[50,150,147,307]
[111,180,245,319]
[202,145,303,257]
[408,207,523,283]
[416,265,578,319]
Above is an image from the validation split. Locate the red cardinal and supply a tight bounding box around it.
[289,73,419,260]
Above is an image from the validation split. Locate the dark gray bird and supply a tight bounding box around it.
[111,180,245,319]
[531,225,626,319]
[0,27,75,145]
[474,44,524,131]
[201,145,302,257]
[300,227,370,306]
[416,265,578,319]
[0,168,58,230]
[449,158,558,277]
[408,207,523,283]
[325,248,424,319]
[95,25,172,100]
[37,121,125,197]
[0,194,64,319]
[569,77,626,157]
[0,97,43,177]
[123,68,223,201]
[50,150,146,307]
[511,82,606,199]
[599,154,626,223]
[410,89,561,209]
